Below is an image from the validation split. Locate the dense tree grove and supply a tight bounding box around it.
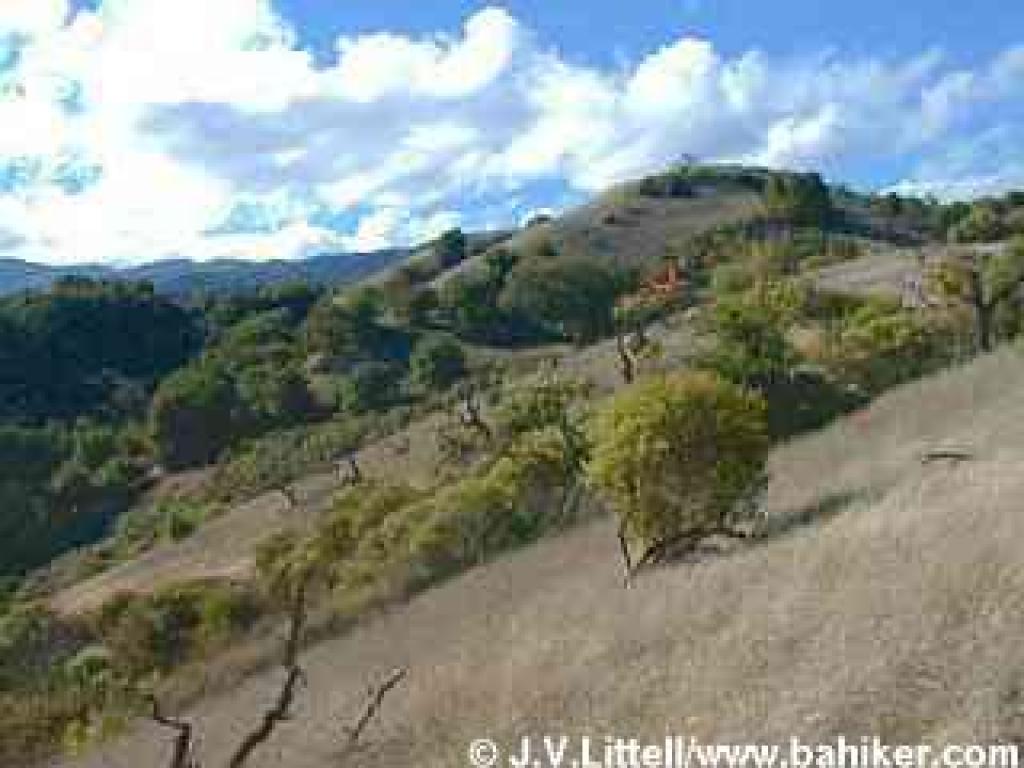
[0,279,202,424]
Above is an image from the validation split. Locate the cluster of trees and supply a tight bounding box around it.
[867,190,1024,244]
[0,280,202,580]
[0,279,202,424]
[943,193,1024,244]
[7,178,1024,765]
[763,172,833,228]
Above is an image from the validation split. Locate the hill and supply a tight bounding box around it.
[0,249,409,298]
[64,343,1024,766]
[7,164,1024,767]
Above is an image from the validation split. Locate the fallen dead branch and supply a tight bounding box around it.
[227,580,309,768]
[919,448,975,465]
[340,666,409,755]
[149,696,199,768]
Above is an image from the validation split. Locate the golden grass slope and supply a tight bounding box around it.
[63,343,1024,766]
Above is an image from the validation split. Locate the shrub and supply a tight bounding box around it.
[432,228,468,270]
[94,582,260,677]
[710,263,755,296]
[338,361,402,413]
[499,257,623,343]
[409,336,468,392]
[204,417,371,503]
[408,428,576,579]
[313,484,424,589]
[149,362,243,469]
[948,203,1005,243]
[822,300,962,395]
[270,425,585,602]
[587,372,769,557]
[112,499,222,558]
[494,373,590,439]
[493,372,591,471]
[0,604,91,689]
[764,172,832,227]
[439,270,509,341]
[703,284,805,389]
[0,689,89,766]
[235,363,316,430]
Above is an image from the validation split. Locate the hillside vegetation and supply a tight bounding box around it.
[63,343,1024,767]
[3,164,1024,765]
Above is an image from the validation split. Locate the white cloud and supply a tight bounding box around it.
[0,0,68,38]
[329,8,523,103]
[0,3,1021,266]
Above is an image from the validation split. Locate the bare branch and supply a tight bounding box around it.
[149,696,199,768]
[458,384,493,441]
[278,485,298,510]
[341,667,408,755]
[615,331,636,385]
[336,455,363,487]
[628,525,753,581]
[920,448,975,465]
[617,521,633,588]
[227,666,305,768]
[282,579,308,669]
[227,579,309,768]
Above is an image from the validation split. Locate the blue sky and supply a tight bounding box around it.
[1,1,1022,266]
[273,1,1024,69]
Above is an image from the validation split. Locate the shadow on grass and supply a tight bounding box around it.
[755,489,868,542]
[652,489,869,572]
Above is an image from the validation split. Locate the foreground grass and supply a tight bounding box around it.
[61,344,1024,766]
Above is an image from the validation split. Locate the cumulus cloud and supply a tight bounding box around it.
[0,2,1020,265]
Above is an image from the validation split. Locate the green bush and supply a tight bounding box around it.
[822,300,962,395]
[499,257,623,343]
[262,426,585,604]
[710,262,755,296]
[587,372,769,555]
[149,362,243,469]
[338,361,403,413]
[0,689,91,766]
[439,270,509,341]
[407,428,577,579]
[703,282,806,389]
[205,418,369,502]
[764,172,832,228]
[431,228,468,270]
[949,203,1006,243]
[111,499,222,559]
[94,582,261,677]
[409,336,468,392]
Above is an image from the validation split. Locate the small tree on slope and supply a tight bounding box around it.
[586,371,770,584]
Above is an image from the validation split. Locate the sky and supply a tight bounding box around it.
[0,2,1021,266]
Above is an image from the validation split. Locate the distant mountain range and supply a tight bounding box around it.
[0,248,411,298]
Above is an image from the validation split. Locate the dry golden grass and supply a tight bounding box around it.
[61,343,1024,766]
[812,241,1013,299]
[47,315,701,617]
[435,185,764,288]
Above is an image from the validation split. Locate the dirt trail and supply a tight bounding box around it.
[49,414,448,616]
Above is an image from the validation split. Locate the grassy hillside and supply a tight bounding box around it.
[64,343,1024,767]
[6,165,1024,766]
